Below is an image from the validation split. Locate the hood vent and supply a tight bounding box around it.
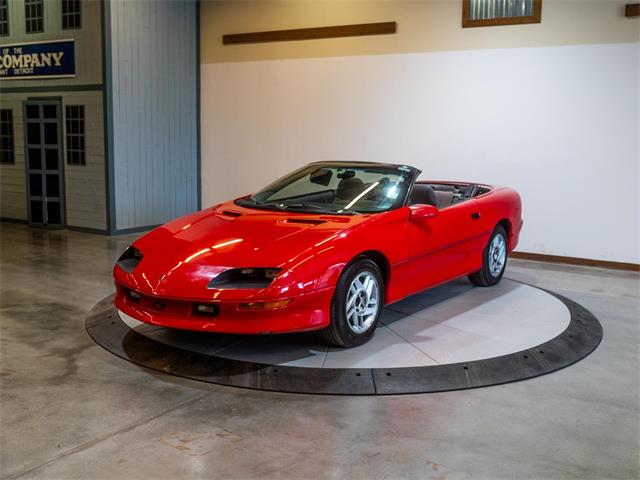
[285,218,326,226]
[218,210,242,218]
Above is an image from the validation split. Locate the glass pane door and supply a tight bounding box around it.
[24,101,65,227]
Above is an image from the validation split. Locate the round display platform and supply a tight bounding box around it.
[86,279,602,395]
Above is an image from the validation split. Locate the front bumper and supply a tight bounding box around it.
[114,282,333,334]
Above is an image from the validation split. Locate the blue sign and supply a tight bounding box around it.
[0,40,75,80]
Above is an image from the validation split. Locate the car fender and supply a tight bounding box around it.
[282,208,410,301]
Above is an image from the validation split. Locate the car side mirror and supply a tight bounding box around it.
[409,204,439,221]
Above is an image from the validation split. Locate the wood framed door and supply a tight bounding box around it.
[23,100,65,227]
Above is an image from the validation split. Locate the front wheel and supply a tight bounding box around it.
[322,258,384,347]
[468,226,508,287]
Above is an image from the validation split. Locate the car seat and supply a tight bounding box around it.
[409,184,438,207]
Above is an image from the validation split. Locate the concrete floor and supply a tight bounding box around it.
[1,223,638,480]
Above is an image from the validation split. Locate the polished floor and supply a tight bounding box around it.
[118,278,570,368]
[1,223,638,479]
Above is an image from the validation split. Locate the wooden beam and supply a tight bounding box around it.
[223,22,397,45]
[625,3,640,17]
[510,251,640,272]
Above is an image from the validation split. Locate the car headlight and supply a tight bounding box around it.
[117,246,143,273]
[208,267,282,289]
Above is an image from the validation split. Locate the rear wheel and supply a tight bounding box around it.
[468,226,508,287]
[322,258,384,347]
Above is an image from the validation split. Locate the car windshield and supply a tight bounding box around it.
[235,164,414,214]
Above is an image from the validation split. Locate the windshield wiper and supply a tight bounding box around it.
[281,203,333,212]
[283,203,360,215]
[236,198,358,215]
[236,198,287,210]
[236,197,259,206]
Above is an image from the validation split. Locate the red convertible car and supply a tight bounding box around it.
[114,162,522,347]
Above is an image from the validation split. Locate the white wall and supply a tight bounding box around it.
[201,43,639,264]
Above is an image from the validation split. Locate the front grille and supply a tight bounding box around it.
[119,285,213,319]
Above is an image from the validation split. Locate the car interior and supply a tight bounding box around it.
[409,183,492,210]
[256,168,493,213]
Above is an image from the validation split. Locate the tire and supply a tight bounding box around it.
[322,257,384,348]
[468,225,508,287]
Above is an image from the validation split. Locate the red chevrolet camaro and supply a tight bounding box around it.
[114,162,522,347]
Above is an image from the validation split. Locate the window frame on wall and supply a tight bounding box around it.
[25,0,44,34]
[462,0,542,28]
[61,0,81,30]
[65,105,86,166]
[0,0,9,37]
[0,109,15,165]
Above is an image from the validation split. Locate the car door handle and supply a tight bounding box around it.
[471,212,481,220]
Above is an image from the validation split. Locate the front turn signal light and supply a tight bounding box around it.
[238,299,293,310]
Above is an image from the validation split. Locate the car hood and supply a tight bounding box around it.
[120,201,370,299]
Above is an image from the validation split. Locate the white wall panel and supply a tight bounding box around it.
[109,0,198,231]
[201,43,639,264]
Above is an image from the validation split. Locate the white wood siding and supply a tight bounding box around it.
[0,0,106,230]
[0,95,27,220]
[1,0,102,87]
[0,91,106,230]
[108,0,198,230]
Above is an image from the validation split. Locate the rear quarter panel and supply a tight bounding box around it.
[475,187,523,251]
